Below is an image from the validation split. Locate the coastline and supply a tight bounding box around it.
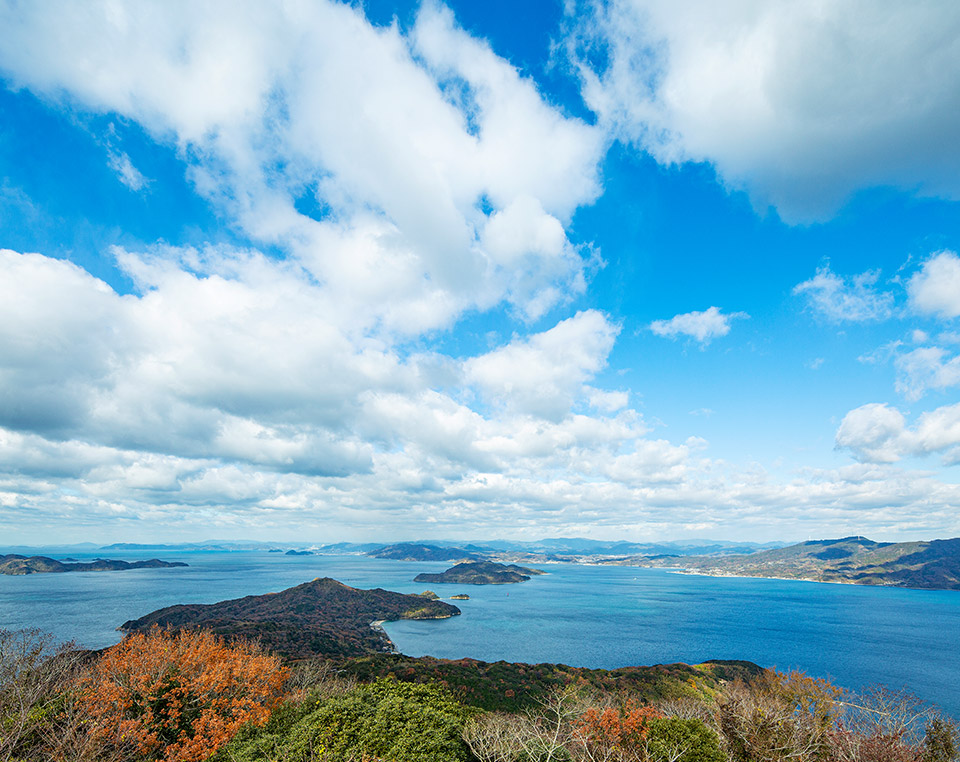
[668,569,858,586]
[664,568,953,592]
[370,619,399,654]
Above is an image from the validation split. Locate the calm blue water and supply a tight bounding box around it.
[1,550,958,718]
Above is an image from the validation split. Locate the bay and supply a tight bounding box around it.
[1,549,958,719]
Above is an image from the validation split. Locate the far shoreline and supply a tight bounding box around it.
[664,568,956,593]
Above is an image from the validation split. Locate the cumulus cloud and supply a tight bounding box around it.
[5,245,955,541]
[649,306,747,345]
[0,0,604,334]
[0,246,673,537]
[793,265,894,322]
[836,403,909,463]
[464,310,620,420]
[908,250,960,319]
[837,401,960,465]
[569,0,960,222]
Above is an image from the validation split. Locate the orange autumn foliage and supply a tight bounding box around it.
[575,701,663,761]
[78,627,288,762]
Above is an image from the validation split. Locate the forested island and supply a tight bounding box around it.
[624,536,960,589]
[0,554,187,575]
[120,577,460,659]
[414,560,545,585]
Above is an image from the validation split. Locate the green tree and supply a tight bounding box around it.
[924,717,960,762]
[645,717,724,762]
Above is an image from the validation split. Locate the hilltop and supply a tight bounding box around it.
[0,555,187,575]
[626,536,960,589]
[120,577,460,659]
[414,560,544,585]
[340,653,764,712]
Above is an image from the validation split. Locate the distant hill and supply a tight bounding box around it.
[120,577,460,659]
[631,537,960,590]
[0,555,187,575]
[414,561,544,585]
[368,543,478,562]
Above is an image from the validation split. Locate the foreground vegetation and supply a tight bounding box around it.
[2,627,957,762]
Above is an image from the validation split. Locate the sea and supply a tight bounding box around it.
[1,549,958,718]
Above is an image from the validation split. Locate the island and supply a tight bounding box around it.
[0,555,188,575]
[414,560,544,585]
[626,536,960,590]
[450,593,470,600]
[367,543,477,562]
[119,577,460,659]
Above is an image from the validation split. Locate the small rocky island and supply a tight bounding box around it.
[414,560,544,585]
[0,554,187,575]
[120,577,460,659]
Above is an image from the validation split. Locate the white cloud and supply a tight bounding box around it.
[793,265,893,322]
[0,0,604,334]
[649,306,747,345]
[895,347,960,401]
[107,150,149,191]
[569,0,960,222]
[837,401,960,465]
[464,310,620,420]
[835,403,909,464]
[907,250,960,319]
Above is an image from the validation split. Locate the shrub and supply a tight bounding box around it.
[78,627,288,762]
[220,677,474,762]
[923,717,959,762]
[644,717,724,762]
[289,678,473,762]
[0,628,83,762]
[717,670,840,762]
[574,701,662,760]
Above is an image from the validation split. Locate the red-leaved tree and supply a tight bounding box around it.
[78,627,288,762]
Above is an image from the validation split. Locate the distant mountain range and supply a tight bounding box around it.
[368,543,478,562]
[629,536,960,590]
[19,537,781,557]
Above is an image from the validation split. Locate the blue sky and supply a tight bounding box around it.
[1,0,960,545]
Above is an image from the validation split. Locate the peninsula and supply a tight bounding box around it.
[625,536,960,590]
[0,555,187,575]
[414,560,544,585]
[120,577,460,659]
